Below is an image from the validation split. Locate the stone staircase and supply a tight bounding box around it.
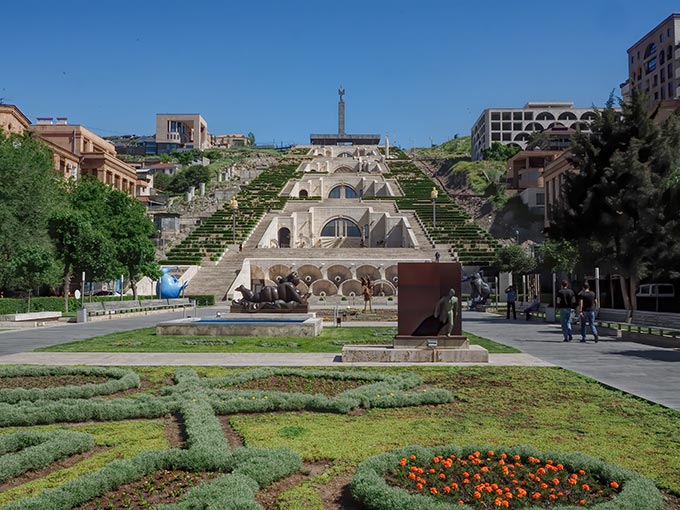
[184,250,247,300]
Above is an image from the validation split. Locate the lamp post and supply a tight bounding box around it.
[229,197,239,244]
[430,187,438,228]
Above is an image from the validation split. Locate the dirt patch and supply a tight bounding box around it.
[663,491,680,510]
[218,416,245,449]
[73,470,220,510]
[0,375,109,389]
[163,414,187,449]
[224,375,368,397]
[318,470,363,510]
[256,461,329,509]
[0,446,109,492]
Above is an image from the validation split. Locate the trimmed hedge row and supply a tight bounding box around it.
[0,366,140,404]
[0,430,94,484]
[351,444,663,510]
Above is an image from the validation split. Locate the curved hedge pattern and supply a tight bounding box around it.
[0,366,140,404]
[0,430,95,484]
[351,444,663,510]
[0,366,451,510]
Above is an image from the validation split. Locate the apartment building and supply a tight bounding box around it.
[155,114,210,153]
[621,13,680,108]
[470,102,597,161]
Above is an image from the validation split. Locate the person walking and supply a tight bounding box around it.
[556,280,575,342]
[577,282,598,343]
[505,285,517,320]
[434,251,440,263]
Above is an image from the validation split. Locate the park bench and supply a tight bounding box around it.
[82,298,193,317]
[629,311,680,336]
[516,301,546,320]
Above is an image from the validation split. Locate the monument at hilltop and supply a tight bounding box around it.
[310,87,380,145]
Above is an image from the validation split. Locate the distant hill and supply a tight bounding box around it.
[412,136,471,158]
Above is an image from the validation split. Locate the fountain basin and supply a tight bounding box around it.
[156,313,322,337]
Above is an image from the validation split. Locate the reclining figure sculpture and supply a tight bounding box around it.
[234,271,311,311]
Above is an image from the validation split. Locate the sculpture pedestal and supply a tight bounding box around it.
[230,304,309,313]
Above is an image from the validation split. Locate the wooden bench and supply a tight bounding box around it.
[82,302,106,316]
[630,311,680,335]
[517,301,546,320]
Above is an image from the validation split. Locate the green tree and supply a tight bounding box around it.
[548,90,680,309]
[247,132,256,146]
[537,239,579,276]
[482,142,520,161]
[167,164,212,194]
[492,244,536,274]
[106,190,160,299]
[152,172,172,191]
[0,131,61,293]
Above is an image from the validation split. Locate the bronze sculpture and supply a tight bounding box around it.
[234,271,311,311]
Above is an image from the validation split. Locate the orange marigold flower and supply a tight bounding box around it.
[537,468,546,475]
[463,478,470,484]
[488,450,495,456]
[451,483,459,490]
[501,453,508,459]
[481,466,489,473]
[514,455,521,461]
[473,473,481,480]
[579,499,586,505]
[415,483,423,490]
[433,456,440,463]
[582,484,590,491]
[579,470,586,475]
[532,492,541,499]
[429,468,436,474]
[458,501,464,505]
[439,473,446,479]
[473,491,482,498]
[408,473,416,480]
[552,478,560,485]
[610,481,619,489]
[463,472,470,478]
[568,478,577,486]
[540,483,548,489]
[410,455,416,460]
[430,487,438,495]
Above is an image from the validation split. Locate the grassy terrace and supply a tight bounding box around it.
[159,163,299,266]
[381,160,500,265]
[36,328,519,354]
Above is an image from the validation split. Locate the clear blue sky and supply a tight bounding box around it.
[3,1,678,147]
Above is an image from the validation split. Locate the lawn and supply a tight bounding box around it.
[0,364,678,510]
[36,327,520,354]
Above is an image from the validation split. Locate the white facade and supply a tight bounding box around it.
[470,102,596,161]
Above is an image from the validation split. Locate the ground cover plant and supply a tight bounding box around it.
[35,327,519,354]
[352,445,661,509]
[0,365,450,509]
[0,365,677,509]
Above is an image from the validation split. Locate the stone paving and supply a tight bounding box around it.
[0,307,678,411]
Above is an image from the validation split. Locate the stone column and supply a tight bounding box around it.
[199,182,206,196]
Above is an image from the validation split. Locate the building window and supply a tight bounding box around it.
[653,74,658,87]
[536,193,545,206]
[502,133,511,141]
[646,57,657,74]
[513,122,522,130]
[320,218,361,237]
[670,82,675,98]
[661,68,666,82]
[502,122,511,130]
[513,112,522,120]
[654,91,659,101]
[668,63,673,77]
[662,87,666,100]
[491,133,501,141]
[660,33,664,43]
[660,51,665,65]
[524,112,533,120]
[502,112,511,120]
[491,112,500,120]
[631,55,635,64]
[491,122,500,130]
[536,112,555,121]
[668,45,673,60]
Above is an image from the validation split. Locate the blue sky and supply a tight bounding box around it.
[3,1,679,147]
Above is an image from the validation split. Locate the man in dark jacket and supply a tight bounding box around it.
[556,280,575,341]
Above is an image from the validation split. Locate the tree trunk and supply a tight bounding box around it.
[27,289,32,313]
[62,262,72,314]
[619,275,631,311]
[629,275,638,311]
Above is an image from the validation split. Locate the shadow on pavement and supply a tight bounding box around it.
[611,350,680,362]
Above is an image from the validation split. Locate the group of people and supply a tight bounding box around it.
[505,281,599,343]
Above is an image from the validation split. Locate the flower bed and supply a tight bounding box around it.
[352,445,662,510]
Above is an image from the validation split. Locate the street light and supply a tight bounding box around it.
[229,197,239,244]
[430,187,438,228]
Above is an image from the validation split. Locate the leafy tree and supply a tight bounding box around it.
[482,142,520,161]
[247,132,256,146]
[106,190,160,299]
[166,164,212,194]
[152,172,172,191]
[0,131,61,293]
[492,244,536,275]
[537,239,579,276]
[548,90,680,309]
[48,209,115,312]
[172,149,202,166]
[9,245,60,311]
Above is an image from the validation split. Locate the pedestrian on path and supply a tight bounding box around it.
[505,285,517,320]
[556,279,575,341]
[434,251,440,263]
[577,282,598,342]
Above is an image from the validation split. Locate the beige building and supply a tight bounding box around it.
[31,119,137,193]
[211,134,250,148]
[543,151,576,229]
[621,13,680,108]
[155,114,210,151]
[470,102,597,161]
[506,150,561,191]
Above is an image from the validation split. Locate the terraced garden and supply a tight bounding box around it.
[0,364,677,509]
[159,163,299,266]
[382,160,500,265]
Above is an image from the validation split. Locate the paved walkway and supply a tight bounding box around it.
[0,308,678,411]
[462,311,680,412]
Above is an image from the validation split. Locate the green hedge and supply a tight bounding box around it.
[0,366,140,404]
[185,294,215,306]
[351,444,663,510]
[0,430,94,484]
